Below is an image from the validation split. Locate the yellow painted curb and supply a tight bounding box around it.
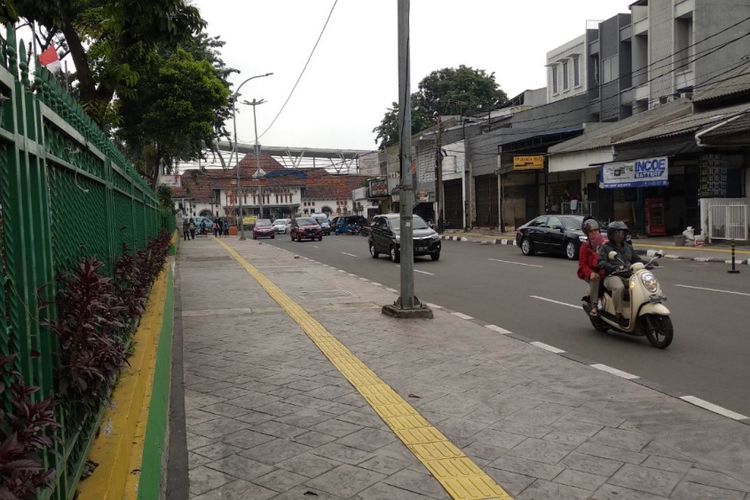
[215,239,512,500]
[78,266,169,500]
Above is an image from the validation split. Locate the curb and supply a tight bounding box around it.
[78,262,174,500]
[441,234,750,265]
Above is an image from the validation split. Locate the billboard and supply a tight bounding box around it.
[368,178,389,197]
[600,157,669,189]
[513,155,544,171]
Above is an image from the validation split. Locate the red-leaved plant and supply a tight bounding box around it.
[0,355,58,500]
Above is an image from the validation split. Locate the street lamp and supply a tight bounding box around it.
[231,72,273,240]
[242,98,267,219]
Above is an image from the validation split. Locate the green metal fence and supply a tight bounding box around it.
[0,25,169,499]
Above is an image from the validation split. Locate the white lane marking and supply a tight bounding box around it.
[530,341,566,354]
[337,269,346,273]
[485,324,511,334]
[489,258,543,269]
[359,277,369,281]
[530,295,580,309]
[414,269,435,276]
[386,287,398,293]
[342,252,358,257]
[452,312,474,320]
[590,363,639,380]
[312,245,319,248]
[675,284,750,297]
[680,395,748,421]
[426,302,443,309]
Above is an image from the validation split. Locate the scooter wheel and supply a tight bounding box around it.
[589,315,609,332]
[643,315,673,349]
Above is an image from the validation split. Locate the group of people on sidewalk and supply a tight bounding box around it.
[577,218,642,325]
[181,217,231,241]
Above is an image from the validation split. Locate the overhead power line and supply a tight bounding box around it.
[258,0,339,140]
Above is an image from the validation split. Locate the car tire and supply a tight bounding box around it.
[271,234,275,239]
[369,242,379,259]
[565,240,578,260]
[390,245,400,263]
[520,237,535,256]
[252,235,257,240]
[430,251,440,261]
[318,236,323,241]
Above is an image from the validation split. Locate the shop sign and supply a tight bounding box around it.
[368,178,389,197]
[600,157,669,189]
[513,155,544,171]
[157,175,181,188]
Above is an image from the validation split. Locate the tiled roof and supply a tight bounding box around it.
[172,155,368,202]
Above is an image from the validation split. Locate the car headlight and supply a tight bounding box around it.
[431,233,440,241]
[640,272,658,293]
[395,234,400,242]
[578,235,588,242]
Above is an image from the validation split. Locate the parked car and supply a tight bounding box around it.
[310,213,331,235]
[368,214,441,262]
[515,214,586,260]
[291,217,323,242]
[272,218,291,233]
[192,215,214,235]
[252,219,275,239]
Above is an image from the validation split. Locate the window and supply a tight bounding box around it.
[551,65,559,94]
[602,56,618,83]
[573,56,580,87]
[591,55,600,85]
[562,60,569,90]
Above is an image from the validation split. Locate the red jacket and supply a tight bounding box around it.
[578,237,606,280]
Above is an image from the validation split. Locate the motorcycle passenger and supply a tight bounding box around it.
[598,221,642,325]
[577,217,605,316]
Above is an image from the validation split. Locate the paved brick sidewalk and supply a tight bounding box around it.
[176,238,750,499]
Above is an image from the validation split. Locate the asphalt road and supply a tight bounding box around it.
[262,232,750,416]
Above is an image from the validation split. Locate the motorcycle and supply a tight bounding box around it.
[582,251,673,348]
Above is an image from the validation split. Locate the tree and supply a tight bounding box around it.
[116,48,230,184]
[373,65,508,149]
[4,0,205,125]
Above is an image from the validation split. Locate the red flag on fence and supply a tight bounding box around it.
[39,46,61,73]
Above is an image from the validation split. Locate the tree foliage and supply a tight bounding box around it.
[373,65,508,149]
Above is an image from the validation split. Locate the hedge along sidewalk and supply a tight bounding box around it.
[78,258,175,500]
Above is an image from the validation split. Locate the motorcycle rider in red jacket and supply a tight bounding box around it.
[578,217,606,316]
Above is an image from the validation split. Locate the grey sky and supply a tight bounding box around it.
[195,0,633,151]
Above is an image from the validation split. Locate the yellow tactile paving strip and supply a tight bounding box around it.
[215,239,511,500]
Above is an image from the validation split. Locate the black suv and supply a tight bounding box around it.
[368,214,441,262]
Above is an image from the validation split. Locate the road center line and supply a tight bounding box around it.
[414,269,435,276]
[342,252,358,257]
[529,295,580,309]
[489,258,544,268]
[675,284,750,297]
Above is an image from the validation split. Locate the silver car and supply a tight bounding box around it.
[272,218,291,233]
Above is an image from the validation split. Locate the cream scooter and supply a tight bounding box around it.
[582,251,673,348]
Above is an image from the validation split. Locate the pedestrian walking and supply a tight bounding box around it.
[213,220,221,237]
[223,219,229,236]
[189,218,196,240]
[182,218,190,241]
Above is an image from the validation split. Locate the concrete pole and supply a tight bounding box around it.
[435,116,444,233]
[232,101,246,240]
[251,99,266,219]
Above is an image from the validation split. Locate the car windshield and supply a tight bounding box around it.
[274,219,289,225]
[256,219,272,227]
[296,218,315,225]
[560,216,584,230]
[391,215,429,231]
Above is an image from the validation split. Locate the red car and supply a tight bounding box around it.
[252,219,275,239]
[291,217,323,242]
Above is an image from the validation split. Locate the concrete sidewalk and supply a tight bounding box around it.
[442,229,750,265]
[176,237,750,499]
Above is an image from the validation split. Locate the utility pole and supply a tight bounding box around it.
[435,115,444,233]
[246,98,267,219]
[382,0,432,319]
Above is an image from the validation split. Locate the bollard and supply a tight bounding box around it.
[728,239,740,274]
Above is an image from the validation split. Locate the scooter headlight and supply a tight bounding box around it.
[640,272,658,293]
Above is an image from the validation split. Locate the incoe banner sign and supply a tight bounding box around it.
[600,157,669,189]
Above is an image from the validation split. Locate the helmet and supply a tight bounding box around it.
[581,216,600,234]
[606,220,629,240]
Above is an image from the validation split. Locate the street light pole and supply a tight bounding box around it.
[230,72,273,239]
[246,99,267,219]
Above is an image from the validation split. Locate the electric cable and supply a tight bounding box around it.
[258,0,338,140]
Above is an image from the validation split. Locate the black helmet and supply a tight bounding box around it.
[581,216,600,234]
[606,220,629,240]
